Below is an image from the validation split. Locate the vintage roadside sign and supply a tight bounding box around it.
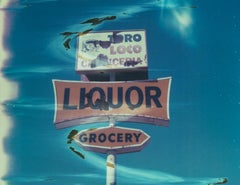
[52,77,171,129]
[76,30,148,73]
[73,126,150,154]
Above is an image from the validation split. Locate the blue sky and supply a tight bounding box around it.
[0,0,240,185]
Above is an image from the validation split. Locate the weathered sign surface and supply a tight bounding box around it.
[53,77,171,129]
[76,30,148,73]
[73,126,150,154]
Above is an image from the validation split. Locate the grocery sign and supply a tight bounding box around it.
[76,30,148,73]
[73,126,150,154]
[52,77,171,129]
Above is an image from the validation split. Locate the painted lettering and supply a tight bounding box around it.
[109,133,115,142]
[62,86,162,110]
[125,133,132,142]
[110,45,142,55]
[145,86,162,108]
[63,88,77,110]
[107,87,123,108]
[99,133,106,143]
[117,133,123,142]
[133,133,141,142]
[89,134,96,143]
[79,133,87,142]
[79,132,142,143]
[107,33,142,43]
[125,86,143,109]
[108,57,142,65]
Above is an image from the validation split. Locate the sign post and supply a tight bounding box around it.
[107,118,116,185]
[52,29,171,185]
[106,152,116,185]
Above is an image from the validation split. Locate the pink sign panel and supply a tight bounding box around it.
[73,126,150,154]
[53,77,171,129]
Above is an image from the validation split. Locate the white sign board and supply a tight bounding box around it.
[76,30,148,73]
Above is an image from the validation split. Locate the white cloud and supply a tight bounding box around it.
[172,9,193,36]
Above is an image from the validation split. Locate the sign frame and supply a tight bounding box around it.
[73,126,151,154]
[75,29,148,74]
[52,77,171,129]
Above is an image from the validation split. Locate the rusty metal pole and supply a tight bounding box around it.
[106,117,116,185]
[106,151,116,185]
[106,72,117,185]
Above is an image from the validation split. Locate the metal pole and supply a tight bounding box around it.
[106,152,116,185]
[106,117,116,185]
[110,72,116,81]
[107,73,116,185]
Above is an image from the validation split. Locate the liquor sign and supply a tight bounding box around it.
[76,30,148,73]
[52,77,171,129]
[73,126,150,154]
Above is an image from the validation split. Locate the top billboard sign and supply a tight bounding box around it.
[76,30,148,73]
[53,77,171,129]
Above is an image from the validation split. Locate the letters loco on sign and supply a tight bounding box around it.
[53,77,171,129]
